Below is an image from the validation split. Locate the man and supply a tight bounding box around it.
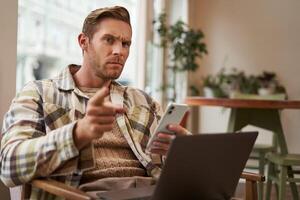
[0,6,188,199]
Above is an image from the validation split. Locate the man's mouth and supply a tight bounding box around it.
[107,62,123,67]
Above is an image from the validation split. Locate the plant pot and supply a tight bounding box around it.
[203,87,215,98]
[258,88,274,96]
[229,90,240,99]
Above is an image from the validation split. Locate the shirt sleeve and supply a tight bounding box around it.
[0,82,80,187]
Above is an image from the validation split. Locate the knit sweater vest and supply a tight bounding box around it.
[79,87,146,184]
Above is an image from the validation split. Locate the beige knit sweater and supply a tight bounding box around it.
[79,87,146,184]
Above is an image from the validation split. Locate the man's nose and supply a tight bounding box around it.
[112,42,123,55]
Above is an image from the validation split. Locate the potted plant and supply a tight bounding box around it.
[202,69,286,99]
[203,68,247,98]
[202,74,226,98]
[217,68,244,97]
[154,13,208,102]
[256,71,286,96]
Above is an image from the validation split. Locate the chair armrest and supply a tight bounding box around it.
[31,172,264,200]
[241,171,265,182]
[240,172,265,200]
[31,179,91,200]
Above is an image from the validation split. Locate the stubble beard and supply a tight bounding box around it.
[94,63,123,81]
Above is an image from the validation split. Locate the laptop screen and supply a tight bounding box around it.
[152,132,258,200]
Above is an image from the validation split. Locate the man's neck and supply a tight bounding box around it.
[73,64,111,88]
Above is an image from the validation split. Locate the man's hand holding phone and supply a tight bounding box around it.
[146,103,189,156]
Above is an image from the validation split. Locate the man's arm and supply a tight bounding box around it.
[0,84,124,187]
[0,82,79,187]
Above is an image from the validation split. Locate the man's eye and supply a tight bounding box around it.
[105,37,114,44]
[122,42,131,48]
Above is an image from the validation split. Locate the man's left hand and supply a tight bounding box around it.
[149,124,189,156]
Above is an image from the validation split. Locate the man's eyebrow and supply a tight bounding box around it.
[102,34,131,43]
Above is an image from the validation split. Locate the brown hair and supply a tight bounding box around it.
[82,6,131,39]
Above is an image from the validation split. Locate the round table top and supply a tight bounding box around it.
[185,97,300,109]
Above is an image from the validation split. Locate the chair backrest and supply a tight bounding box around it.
[0,132,12,200]
[0,181,10,200]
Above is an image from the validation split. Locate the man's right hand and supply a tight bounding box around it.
[73,87,125,150]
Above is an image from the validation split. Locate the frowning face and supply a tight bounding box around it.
[83,18,132,80]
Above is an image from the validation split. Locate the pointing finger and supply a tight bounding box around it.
[89,87,109,106]
[103,101,125,114]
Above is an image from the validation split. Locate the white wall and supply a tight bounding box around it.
[0,0,17,130]
[189,0,300,153]
[0,0,17,198]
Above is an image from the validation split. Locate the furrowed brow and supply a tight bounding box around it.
[103,34,131,43]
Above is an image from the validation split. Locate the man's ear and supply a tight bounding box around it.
[78,33,89,51]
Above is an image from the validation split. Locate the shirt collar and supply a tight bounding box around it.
[53,64,126,102]
[53,64,80,91]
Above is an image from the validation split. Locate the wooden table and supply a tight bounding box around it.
[185,97,300,154]
[185,97,300,199]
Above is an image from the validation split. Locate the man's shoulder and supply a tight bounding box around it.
[17,78,62,102]
[21,78,56,92]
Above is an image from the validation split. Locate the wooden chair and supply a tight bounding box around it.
[265,153,300,200]
[18,172,264,200]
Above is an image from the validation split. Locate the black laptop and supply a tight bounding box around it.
[97,132,258,200]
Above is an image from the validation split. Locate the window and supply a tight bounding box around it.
[17,0,139,91]
[144,0,189,104]
[144,0,165,102]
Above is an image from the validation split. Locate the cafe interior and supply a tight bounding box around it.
[1,0,300,199]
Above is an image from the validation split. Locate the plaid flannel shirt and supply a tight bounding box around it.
[0,65,163,199]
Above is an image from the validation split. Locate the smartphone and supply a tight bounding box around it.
[146,103,189,151]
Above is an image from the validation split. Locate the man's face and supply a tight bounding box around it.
[85,18,132,80]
